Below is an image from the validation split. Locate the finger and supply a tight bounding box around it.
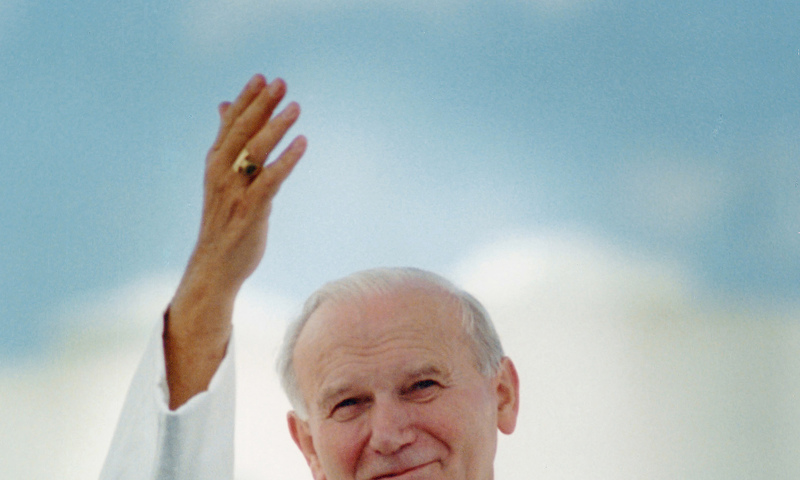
[252,135,307,200]
[216,78,287,161]
[218,101,231,118]
[211,74,267,151]
[244,101,301,167]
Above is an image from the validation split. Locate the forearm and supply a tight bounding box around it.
[164,272,237,410]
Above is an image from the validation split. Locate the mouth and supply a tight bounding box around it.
[373,461,436,479]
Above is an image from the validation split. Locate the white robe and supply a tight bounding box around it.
[99,321,236,480]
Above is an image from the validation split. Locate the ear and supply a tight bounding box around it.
[287,411,327,480]
[494,357,520,435]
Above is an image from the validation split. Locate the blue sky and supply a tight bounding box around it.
[2,0,799,356]
[2,1,800,478]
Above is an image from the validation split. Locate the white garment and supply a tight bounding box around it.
[99,320,236,480]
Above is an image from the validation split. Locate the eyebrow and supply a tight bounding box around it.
[317,384,359,411]
[405,364,448,381]
[316,364,451,411]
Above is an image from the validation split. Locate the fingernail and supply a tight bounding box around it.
[285,102,300,119]
[247,74,263,89]
[269,78,286,94]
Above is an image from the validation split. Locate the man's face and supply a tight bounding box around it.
[288,284,519,480]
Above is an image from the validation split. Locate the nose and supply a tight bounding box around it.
[367,398,416,455]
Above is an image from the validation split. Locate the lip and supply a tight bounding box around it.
[373,461,436,479]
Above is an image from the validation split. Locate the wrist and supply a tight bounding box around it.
[169,271,238,340]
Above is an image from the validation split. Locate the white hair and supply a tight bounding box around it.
[276,267,504,419]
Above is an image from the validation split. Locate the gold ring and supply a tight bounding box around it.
[232,148,260,177]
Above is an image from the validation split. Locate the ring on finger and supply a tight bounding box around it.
[232,148,261,177]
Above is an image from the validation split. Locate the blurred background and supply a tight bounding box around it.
[1,0,799,478]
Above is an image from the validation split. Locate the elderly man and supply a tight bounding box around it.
[100,74,519,480]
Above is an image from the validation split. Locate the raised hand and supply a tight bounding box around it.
[165,74,306,409]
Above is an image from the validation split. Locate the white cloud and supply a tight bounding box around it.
[3,236,798,479]
[452,232,800,479]
[226,283,309,478]
[0,275,176,479]
[0,274,306,480]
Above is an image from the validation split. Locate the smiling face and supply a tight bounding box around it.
[287,283,519,480]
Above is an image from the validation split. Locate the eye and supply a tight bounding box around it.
[334,397,359,410]
[411,379,439,391]
[329,397,369,421]
[404,379,442,401]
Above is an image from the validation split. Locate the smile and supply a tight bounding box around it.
[373,461,437,479]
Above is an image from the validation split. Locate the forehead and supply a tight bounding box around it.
[293,286,474,400]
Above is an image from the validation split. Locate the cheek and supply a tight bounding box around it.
[421,387,494,442]
[432,386,498,458]
[315,422,367,474]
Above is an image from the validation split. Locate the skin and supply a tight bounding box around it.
[164,73,306,409]
[287,284,520,480]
